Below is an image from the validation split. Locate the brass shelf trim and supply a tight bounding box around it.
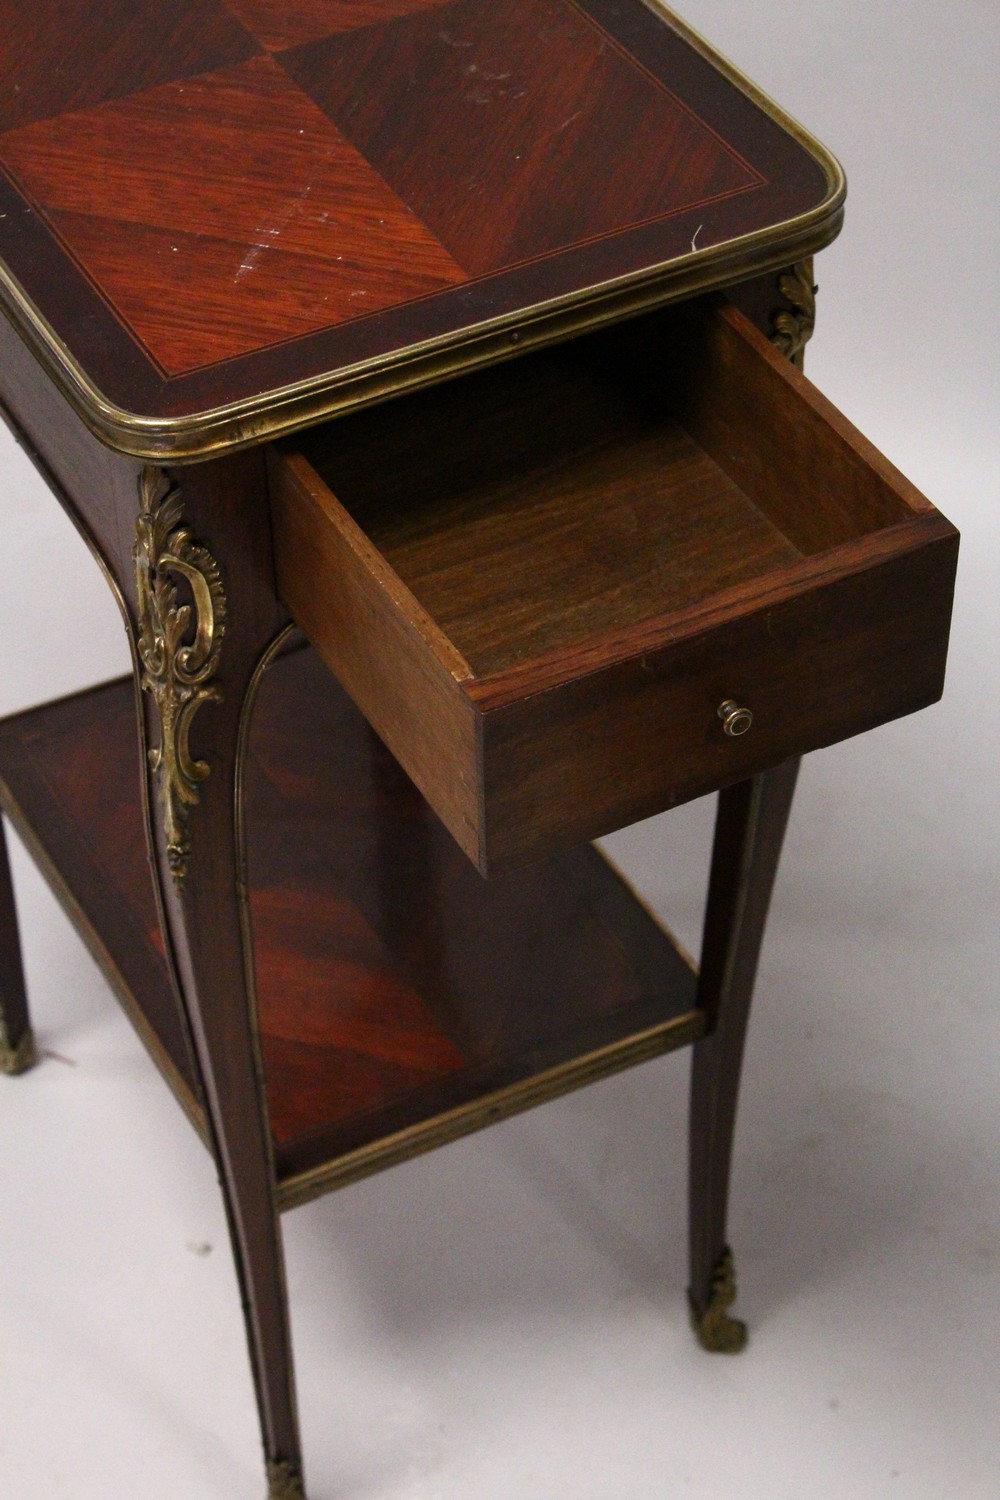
[277,1007,706,1211]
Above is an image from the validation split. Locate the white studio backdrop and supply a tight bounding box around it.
[0,3,997,1497]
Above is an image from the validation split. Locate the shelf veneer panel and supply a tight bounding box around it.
[0,649,702,1204]
[0,679,202,1126]
[246,650,702,1200]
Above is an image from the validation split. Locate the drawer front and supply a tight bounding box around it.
[478,521,958,868]
[270,301,959,876]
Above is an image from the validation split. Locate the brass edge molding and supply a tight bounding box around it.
[134,467,227,891]
[771,258,817,368]
[0,207,842,460]
[0,2,845,464]
[277,1008,706,1212]
[267,1458,307,1500]
[688,1244,747,1353]
[645,1,845,190]
[0,1014,37,1075]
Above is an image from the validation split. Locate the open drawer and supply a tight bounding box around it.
[268,301,958,875]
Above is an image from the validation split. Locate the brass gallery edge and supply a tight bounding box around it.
[0,0,844,461]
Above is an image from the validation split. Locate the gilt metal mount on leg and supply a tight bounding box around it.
[687,759,801,1354]
[688,1245,747,1353]
[0,1014,36,1075]
[134,466,227,894]
[266,1458,306,1499]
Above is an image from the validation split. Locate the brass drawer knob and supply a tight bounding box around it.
[718,700,753,738]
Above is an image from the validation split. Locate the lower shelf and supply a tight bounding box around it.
[0,647,703,1209]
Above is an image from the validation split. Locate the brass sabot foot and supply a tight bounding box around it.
[688,1245,748,1353]
[267,1459,306,1500]
[0,1024,38,1076]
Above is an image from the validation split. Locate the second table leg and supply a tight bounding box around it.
[0,813,35,1076]
[687,757,801,1350]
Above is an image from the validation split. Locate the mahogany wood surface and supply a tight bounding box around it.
[0,650,700,1190]
[268,448,484,867]
[0,307,144,588]
[289,333,806,674]
[654,301,928,548]
[278,0,760,279]
[688,757,799,1331]
[126,456,304,1487]
[274,300,959,873]
[0,5,960,1483]
[0,0,839,435]
[0,237,961,1490]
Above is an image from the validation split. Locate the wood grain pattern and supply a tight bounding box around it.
[244,652,699,1179]
[688,758,800,1337]
[0,0,840,435]
[298,341,804,677]
[268,448,483,867]
[0,55,465,372]
[223,0,449,52]
[0,652,699,1185]
[282,0,760,276]
[277,301,958,872]
[478,517,957,866]
[650,300,926,548]
[0,0,259,134]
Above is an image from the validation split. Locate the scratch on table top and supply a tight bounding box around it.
[234,182,314,284]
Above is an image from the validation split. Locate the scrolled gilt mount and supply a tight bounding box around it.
[689,1245,748,1354]
[771,259,817,368]
[134,467,227,892]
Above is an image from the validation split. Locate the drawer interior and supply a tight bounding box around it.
[273,298,953,872]
[289,298,915,682]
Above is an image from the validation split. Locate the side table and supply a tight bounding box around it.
[0,3,958,1496]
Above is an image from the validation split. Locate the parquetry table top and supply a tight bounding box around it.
[0,0,843,455]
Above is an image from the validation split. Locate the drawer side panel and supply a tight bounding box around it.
[269,449,483,867]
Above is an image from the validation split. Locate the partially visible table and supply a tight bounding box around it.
[0,3,957,1495]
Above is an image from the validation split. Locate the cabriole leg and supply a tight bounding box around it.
[0,813,36,1075]
[688,757,800,1350]
[129,461,304,1497]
